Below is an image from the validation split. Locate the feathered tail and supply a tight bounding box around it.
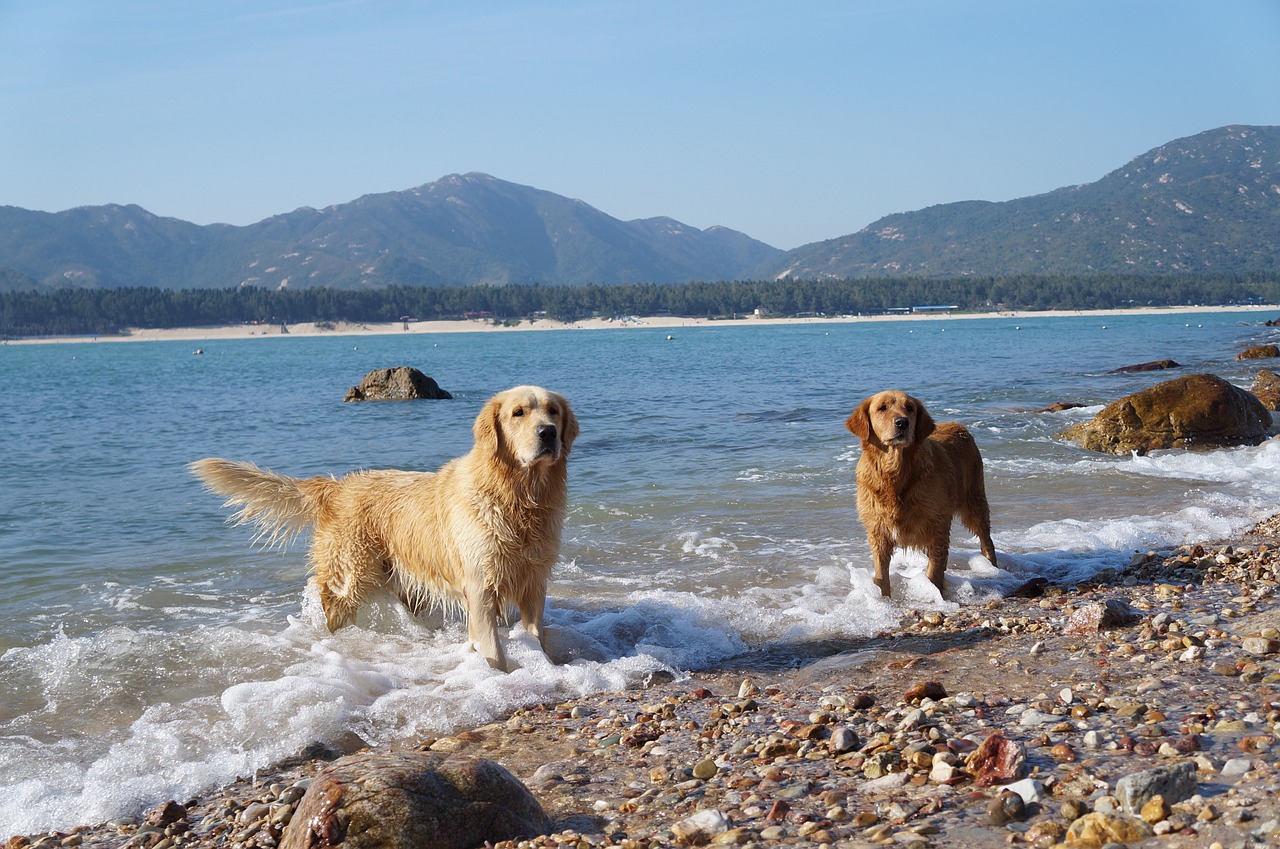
[189,458,330,548]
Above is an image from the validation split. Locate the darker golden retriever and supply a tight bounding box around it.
[190,385,578,672]
[845,390,997,597]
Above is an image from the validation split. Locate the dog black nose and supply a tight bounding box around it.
[537,424,558,444]
[893,416,910,432]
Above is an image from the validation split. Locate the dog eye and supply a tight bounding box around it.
[877,404,888,411]
[547,406,559,416]
[512,407,525,417]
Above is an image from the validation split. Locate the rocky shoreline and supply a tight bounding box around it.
[10,515,1280,849]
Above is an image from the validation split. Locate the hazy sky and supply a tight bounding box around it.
[2,1,1278,249]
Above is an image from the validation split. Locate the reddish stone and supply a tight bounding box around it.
[966,732,1028,788]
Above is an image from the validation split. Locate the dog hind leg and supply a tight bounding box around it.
[959,499,998,569]
[311,532,384,632]
[926,528,949,594]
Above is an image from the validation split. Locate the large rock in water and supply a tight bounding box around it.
[1062,373,1271,455]
[1253,369,1280,410]
[1237,344,1280,360]
[279,751,551,849]
[344,367,452,402]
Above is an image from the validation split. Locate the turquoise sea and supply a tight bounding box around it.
[2,310,1279,833]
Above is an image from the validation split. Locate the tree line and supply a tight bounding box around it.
[3,274,1279,337]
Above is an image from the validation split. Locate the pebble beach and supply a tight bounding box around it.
[11,513,1280,849]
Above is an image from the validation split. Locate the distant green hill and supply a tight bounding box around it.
[4,126,1280,291]
[0,173,781,290]
[766,125,1280,279]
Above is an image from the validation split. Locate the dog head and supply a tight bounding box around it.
[475,385,578,468]
[845,390,935,449]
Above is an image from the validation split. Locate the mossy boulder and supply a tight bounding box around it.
[345,367,451,402]
[280,751,550,849]
[1237,344,1280,360]
[1062,373,1271,455]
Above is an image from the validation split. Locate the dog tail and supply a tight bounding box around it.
[189,458,333,548]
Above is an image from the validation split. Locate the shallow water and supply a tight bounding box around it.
[1,310,1278,832]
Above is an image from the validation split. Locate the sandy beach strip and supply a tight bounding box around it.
[5,304,1278,346]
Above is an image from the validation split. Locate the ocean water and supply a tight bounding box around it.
[2,310,1279,833]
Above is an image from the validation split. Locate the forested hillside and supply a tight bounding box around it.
[3,274,1275,338]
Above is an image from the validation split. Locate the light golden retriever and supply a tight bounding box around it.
[845,390,997,597]
[190,385,578,672]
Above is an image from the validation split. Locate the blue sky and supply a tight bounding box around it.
[1,1,1277,249]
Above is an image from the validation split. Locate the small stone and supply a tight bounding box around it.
[1064,599,1138,635]
[966,732,1027,787]
[829,726,859,754]
[853,811,880,828]
[1002,778,1045,806]
[1051,742,1077,762]
[1024,821,1065,843]
[672,809,730,846]
[1243,635,1280,655]
[1179,644,1206,662]
[928,761,958,784]
[1140,795,1170,824]
[904,681,946,702]
[1018,709,1053,727]
[144,801,187,827]
[710,828,754,845]
[1060,799,1090,822]
[1221,757,1253,776]
[1115,760,1198,814]
[898,708,928,729]
[693,759,718,780]
[1065,812,1153,845]
[986,790,1025,825]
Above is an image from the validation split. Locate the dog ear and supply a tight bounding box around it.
[473,394,504,455]
[913,398,936,440]
[556,394,580,456]
[845,398,873,444]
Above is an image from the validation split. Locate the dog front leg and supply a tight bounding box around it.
[465,589,510,672]
[869,533,895,598]
[518,585,548,655]
[926,531,949,594]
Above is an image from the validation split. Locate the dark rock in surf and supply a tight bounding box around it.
[1037,402,1085,413]
[1109,359,1180,373]
[280,751,550,849]
[1061,373,1271,455]
[344,367,452,402]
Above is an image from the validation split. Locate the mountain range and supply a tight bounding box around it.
[1,124,1277,292]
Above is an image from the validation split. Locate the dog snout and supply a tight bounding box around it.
[537,423,558,446]
[893,416,910,433]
